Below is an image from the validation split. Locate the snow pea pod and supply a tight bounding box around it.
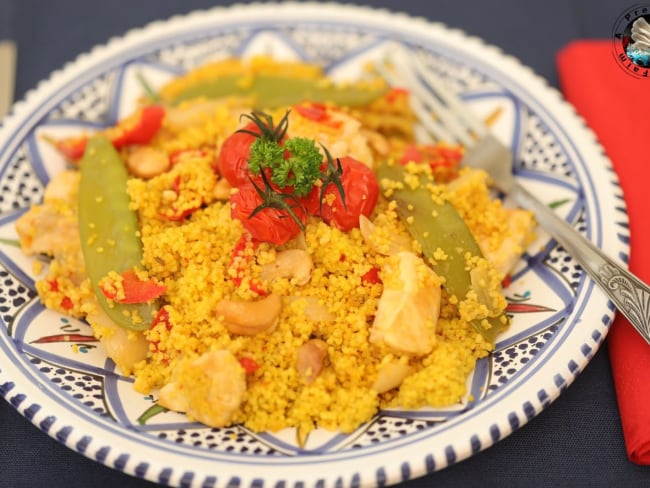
[164,74,388,108]
[78,136,158,331]
[376,161,508,342]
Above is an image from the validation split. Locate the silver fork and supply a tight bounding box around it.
[377,49,650,345]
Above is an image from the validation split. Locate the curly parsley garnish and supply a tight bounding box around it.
[249,136,322,197]
[239,110,346,224]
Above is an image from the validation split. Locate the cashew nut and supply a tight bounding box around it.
[126,146,170,179]
[260,249,313,286]
[372,362,412,394]
[216,293,283,335]
[296,339,328,384]
[359,215,411,256]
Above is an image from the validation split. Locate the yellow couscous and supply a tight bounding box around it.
[15,56,536,437]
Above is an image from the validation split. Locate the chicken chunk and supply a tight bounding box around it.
[370,251,441,356]
[157,350,247,428]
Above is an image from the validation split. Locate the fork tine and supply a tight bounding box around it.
[410,55,488,142]
[398,55,476,147]
[378,46,488,148]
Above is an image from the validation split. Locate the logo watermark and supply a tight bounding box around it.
[613,4,650,78]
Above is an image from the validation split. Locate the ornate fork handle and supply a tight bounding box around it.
[512,183,650,344]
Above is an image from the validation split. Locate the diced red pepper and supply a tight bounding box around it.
[399,144,425,165]
[150,307,172,331]
[107,105,166,148]
[238,356,260,375]
[100,269,166,304]
[361,266,382,285]
[52,105,165,162]
[228,233,268,296]
[501,274,512,289]
[158,206,201,222]
[172,175,182,193]
[149,307,172,359]
[293,103,342,129]
[157,175,203,221]
[55,136,88,161]
[386,87,409,104]
[169,148,210,166]
[60,296,74,310]
[399,143,462,181]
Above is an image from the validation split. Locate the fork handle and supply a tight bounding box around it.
[511,183,650,345]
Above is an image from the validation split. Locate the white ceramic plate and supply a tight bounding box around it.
[0,3,626,487]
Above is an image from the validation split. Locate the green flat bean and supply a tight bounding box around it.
[166,74,388,108]
[78,136,158,331]
[376,162,508,343]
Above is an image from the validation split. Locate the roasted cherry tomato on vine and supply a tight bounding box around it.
[230,179,306,246]
[319,156,379,231]
[217,112,289,187]
[216,121,261,187]
[298,178,324,216]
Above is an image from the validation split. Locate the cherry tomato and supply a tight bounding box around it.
[299,180,323,216]
[230,180,306,246]
[216,121,260,187]
[319,157,379,231]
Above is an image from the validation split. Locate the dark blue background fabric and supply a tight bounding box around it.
[1,1,649,486]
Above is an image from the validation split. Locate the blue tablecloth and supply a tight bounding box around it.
[2,0,649,486]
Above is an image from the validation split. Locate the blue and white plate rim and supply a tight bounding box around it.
[0,2,625,487]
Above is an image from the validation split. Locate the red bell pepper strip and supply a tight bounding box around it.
[386,87,409,104]
[107,104,165,148]
[148,306,172,359]
[150,307,171,331]
[52,105,165,162]
[156,176,203,221]
[399,143,463,181]
[55,136,88,161]
[293,103,343,129]
[100,269,166,304]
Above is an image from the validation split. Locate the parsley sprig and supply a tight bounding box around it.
[249,137,322,197]
[243,110,323,198]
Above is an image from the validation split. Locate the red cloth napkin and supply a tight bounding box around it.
[557,40,650,464]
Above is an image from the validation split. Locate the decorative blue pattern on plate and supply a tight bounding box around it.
[0,3,627,487]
